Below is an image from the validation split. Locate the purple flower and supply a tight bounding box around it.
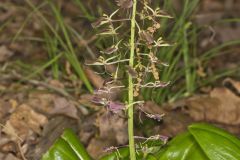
[107,101,125,113]
[92,96,125,113]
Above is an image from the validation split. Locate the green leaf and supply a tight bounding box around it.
[42,138,80,160]
[157,123,240,160]
[146,154,158,160]
[61,129,92,160]
[189,123,240,160]
[157,132,208,160]
[41,129,92,160]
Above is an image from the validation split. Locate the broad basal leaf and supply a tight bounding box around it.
[189,123,240,160]
[41,129,92,160]
[157,132,209,160]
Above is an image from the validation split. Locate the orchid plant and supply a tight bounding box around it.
[89,0,171,159]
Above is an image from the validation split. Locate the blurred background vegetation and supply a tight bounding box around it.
[1,0,240,104]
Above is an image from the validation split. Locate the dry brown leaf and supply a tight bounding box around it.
[28,93,81,118]
[3,104,48,141]
[28,93,56,114]
[185,96,219,121]
[2,121,21,142]
[210,87,240,124]
[4,153,20,160]
[51,97,78,119]
[87,138,113,159]
[96,112,128,145]
[185,86,240,125]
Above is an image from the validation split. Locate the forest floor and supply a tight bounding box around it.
[0,0,240,159]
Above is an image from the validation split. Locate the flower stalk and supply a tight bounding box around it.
[128,0,137,159]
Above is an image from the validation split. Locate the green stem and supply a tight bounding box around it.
[183,23,192,95]
[128,0,137,160]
